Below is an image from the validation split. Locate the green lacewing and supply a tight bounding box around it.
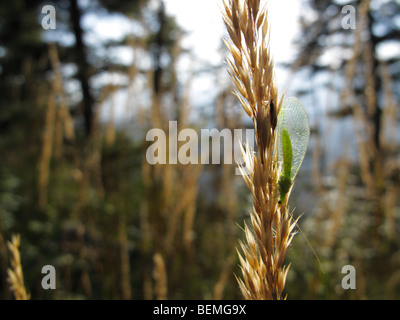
[277,97,310,202]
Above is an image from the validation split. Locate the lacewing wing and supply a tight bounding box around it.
[277,97,310,201]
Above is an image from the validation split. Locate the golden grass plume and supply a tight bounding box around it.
[7,234,30,300]
[222,0,298,299]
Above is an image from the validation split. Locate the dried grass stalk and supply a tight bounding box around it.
[340,0,376,193]
[7,234,30,300]
[222,0,297,299]
[153,253,168,300]
[38,88,56,210]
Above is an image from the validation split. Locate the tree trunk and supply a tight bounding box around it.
[69,0,94,137]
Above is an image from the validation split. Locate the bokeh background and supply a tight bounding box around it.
[0,0,399,299]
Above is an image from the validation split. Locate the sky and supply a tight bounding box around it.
[164,0,301,87]
[86,0,303,126]
[83,0,301,70]
[161,0,302,124]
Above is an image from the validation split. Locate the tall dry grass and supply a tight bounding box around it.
[38,44,76,210]
[222,0,297,299]
[7,234,30,300]
[138,5,204,298]
[153,253,167,300]
[213,86,241,300]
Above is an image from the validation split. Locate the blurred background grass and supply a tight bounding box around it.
[0,0,399,299]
